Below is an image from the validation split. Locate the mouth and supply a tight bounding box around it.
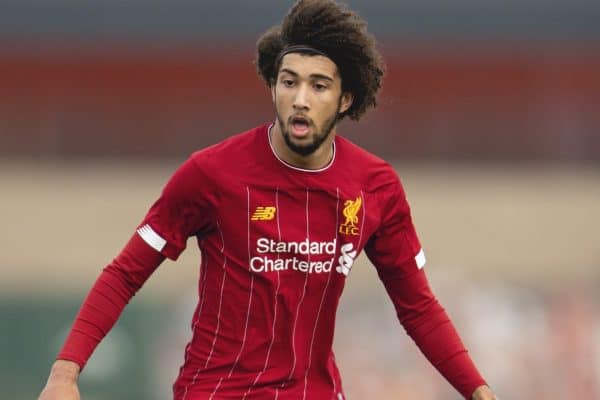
[289,115,311,138]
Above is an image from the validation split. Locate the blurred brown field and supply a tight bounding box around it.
[2,162,598,294]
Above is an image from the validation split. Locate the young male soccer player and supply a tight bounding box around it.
[39,1,498,399]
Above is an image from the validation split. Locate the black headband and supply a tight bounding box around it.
[276,45,329,65]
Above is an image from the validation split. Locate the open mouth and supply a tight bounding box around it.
[290,115,311,138]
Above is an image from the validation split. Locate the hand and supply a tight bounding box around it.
[471,385,498,400]
[38,360,81,400]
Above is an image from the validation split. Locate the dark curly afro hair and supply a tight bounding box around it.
[256,0,385,121]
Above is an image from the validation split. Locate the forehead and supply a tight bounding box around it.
[278,52,340,80]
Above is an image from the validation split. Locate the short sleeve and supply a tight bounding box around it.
[137,156,216,260]
[365,176,425,280]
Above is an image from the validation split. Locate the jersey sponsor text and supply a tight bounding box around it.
[251,238,337,274]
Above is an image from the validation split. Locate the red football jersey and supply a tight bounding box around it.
[138,124,426,399]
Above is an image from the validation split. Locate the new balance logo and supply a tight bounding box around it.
[336,243,357,276]
[251,206,276,221]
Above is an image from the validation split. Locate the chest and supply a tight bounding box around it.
[212,182,380,277]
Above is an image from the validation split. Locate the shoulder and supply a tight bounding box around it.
[335,135,400,192]
[189,124,267,168]
[164,124,267,193]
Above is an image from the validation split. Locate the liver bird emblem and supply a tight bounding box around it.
[342,196,362,227]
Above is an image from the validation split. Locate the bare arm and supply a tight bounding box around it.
[472,385,498,400]
[38,360,81,400]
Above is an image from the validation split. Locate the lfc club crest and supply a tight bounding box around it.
[339,196,361,236]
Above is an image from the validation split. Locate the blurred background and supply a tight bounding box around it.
[1,0,599,399]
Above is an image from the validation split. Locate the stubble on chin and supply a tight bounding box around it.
[276,112,338,157]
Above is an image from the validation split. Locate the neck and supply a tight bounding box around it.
[269,122,336,170]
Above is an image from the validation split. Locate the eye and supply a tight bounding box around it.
[314,83,328,91]
[282,79,295,87]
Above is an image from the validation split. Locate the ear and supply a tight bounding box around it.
[339,92,354,114]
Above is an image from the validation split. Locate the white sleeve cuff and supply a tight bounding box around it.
[137,224,167,252]
[415,248,426,269]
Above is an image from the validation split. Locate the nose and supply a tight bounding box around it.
[292,83,310,111]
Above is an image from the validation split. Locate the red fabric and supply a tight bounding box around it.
[139,125,427,399]
[56,124,487,399]
[379,264,487,399]
[57,234,164,369]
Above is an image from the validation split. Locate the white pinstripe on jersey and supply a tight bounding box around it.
[227,186,258,378]
[210,186,256,399]
[357,190,366,250]
[181,222,226,400]
[283,188,312,386]
[329,190,366,400]
[243,188,282,400]
[204,222,228,369]
[302,187,341,400]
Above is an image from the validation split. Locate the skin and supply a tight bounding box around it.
[472,385,498,400]
[38,360,80,400]
[269,52,353,170]
[38,51,497,400]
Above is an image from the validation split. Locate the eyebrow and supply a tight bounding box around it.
[279,68,335,83]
